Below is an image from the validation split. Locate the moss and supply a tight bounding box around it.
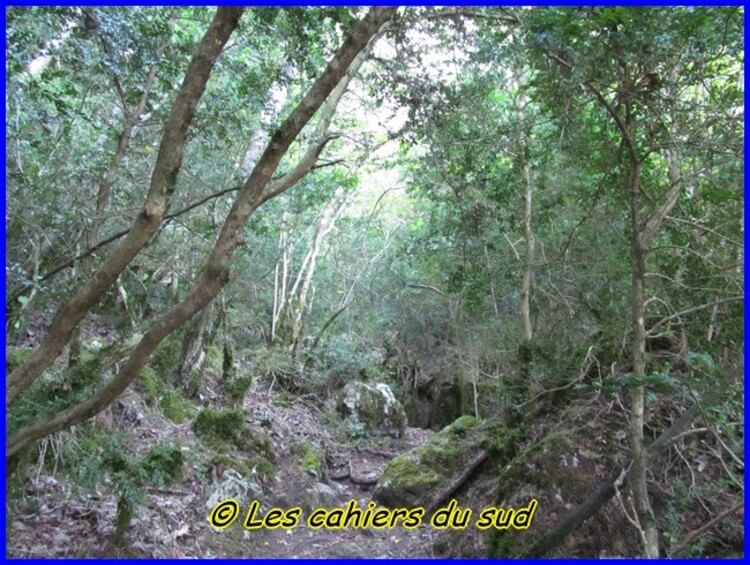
[209,453,250,477]
[194,408,246,445]
[297,443,323,478]
[206,345,223,370]
[6,347,34,373]
[113,494,135,551]
[225,373,253,406]
[449,415,477,431]
[485,429,572,558]
[247,456,276,483]
[160,390,192,423]
[150,328,187,380]
[374,416,483,508]
[136,366,162,406]
[8,350,109,433]
[480,419,523,458]
[193,409,275,460]
[222,342,236,380]
[499,430,570,485]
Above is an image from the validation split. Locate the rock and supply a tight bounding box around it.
[337,382,407,438]
[205,470,263,510]
[332,541,367,558]
[403,375,467,430]
[311,482,341,507]
[373,415,485,508]
[295,476,342,513]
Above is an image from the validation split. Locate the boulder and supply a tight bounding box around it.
[336,381,407,438]
[205,468,263,510]
[310,482,341,507]
[373,415,485,508]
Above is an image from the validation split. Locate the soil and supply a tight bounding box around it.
[7,380,446,558]
[7,364,743,558]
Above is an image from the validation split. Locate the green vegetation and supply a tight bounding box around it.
[193,408,275,461]
[159,389,193,423]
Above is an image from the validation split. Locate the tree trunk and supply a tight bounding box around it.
[627,159,659,557]
[289,188,347,357]
[269,31,386,356]
[176,304,212,391]
[519,160,534,343]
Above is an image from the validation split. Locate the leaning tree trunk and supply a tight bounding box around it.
[6,7,398,460]
[7,7,245,405]
[270,32,384,357]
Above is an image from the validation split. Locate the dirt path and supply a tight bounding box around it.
[244,427,440,558]
[7,387,442,558]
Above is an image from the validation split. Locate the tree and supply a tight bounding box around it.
[520,6,743,555]
[7,7,397,459]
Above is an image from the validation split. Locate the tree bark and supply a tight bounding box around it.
[516,88,534,343]
[7,7,398,460]
[7,7,245,405]
[627,157,659,557]
[289,188,347,357]
[519,161,534,343]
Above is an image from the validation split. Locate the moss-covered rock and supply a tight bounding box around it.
[373,415,484,508]
[337,381,407,438]
[290,442,324,480]
[247,455,276,483]
[193,409,276,461]
[193,408,244,442]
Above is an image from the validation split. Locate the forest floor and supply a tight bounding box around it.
[7,377,446,558]
[7,340,743,558]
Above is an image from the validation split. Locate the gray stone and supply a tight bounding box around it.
[337,381,407,438]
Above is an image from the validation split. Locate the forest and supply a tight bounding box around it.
[4,6,744,558]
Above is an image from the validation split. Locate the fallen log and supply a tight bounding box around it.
[425,451,488,515]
